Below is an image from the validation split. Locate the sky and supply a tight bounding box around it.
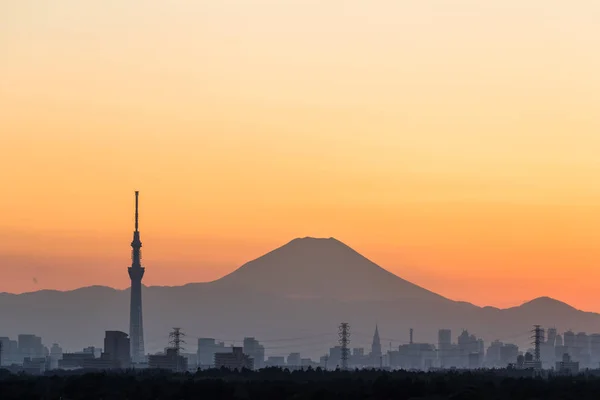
[1,0,600,310]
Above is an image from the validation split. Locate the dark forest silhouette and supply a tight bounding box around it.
[1,367,600,399]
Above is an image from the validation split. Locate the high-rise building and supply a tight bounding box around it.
[438,329,452,367]
[0,337,19,365]
[128,191,145,363]
[18,334,44,361]
[576,332,589,353]
[547,328,557,346]
[564,330,575,349]
[197,338,226,368]
[243,337,265,369]
[49,344,63,370]
[104,331,131,368]
[589,334,600,366]
[555,334,563,347]
[287,352,301,367]
[438,329,451,349]
[370,325,382,366]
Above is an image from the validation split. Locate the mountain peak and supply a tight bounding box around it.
[521,296,575,310]
[216,237,443,302]
[287,236,341,245]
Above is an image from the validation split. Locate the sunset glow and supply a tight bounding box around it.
[1,1,600,310]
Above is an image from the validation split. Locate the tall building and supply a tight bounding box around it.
[287,352,301,367]
[243,337,265,369]
[49,344,63,370]
[128,191,145,363]
[547,328,557,346]
[18,334,44,361]
[370,325,382,367]
[564,330,575,348]
[197,338,226,368]
[104,331,131,368]
[437,329,452,367]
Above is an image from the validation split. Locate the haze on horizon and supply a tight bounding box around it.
[1,1,599,310]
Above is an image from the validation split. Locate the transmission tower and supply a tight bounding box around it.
[531,325,545,364]
[338,322,350,371]
[169,327,186,372]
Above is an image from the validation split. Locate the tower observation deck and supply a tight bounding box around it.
[128,191,145,363]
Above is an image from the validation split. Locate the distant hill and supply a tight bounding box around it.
[0,237,598,357]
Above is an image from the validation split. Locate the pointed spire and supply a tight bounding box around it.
[134,190,139,232]
[371,324,382,359]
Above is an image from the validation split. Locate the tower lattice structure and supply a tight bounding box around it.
[532,325,545,364]
[128,191,145,363]
[339,322,350,371]
[169,327,186,373]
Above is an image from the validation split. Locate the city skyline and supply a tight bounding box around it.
[2,1,600,311]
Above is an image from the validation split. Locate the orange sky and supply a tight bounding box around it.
[1,1,600,311]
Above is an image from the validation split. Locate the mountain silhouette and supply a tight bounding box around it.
[215,237,446,301]
[0,237,598,358]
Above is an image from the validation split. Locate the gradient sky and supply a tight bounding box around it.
[1,1,600,310]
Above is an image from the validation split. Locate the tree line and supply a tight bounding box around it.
[1,367,599,399]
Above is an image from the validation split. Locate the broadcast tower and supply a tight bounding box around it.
[128,191,145,363]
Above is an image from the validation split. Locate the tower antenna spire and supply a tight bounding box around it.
[135,190,139,231]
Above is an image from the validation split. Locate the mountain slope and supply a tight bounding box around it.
[215,237,447,302]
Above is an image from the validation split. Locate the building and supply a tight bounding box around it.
[103,331,131,368]
[148,348,188,372]
[0,337,19,365]
[59,352,95,369]
[197,338,226,368]
[500,344,519,367]
[243,337,265,369]
[215,347,253,370]
[556,353,579,375]
[327,346,342,369]
[590,334,600,367]
[287,352,301,368]
[555,334,563,347]
[182,353,198,370]
[575,332,590,366]
[18,334,45,361]
[563,330,576,349]
[49,344,63,370]
[22,357,47,375]
[457,330,484,368]
[390,343,436,370]
[522,352,542,370]
[468,352,482,369]
[370,325,382,367]
[546,328,557,346]
[486,341,519,368]
[128,191,146,363]
[83,353,122,370]
[438,329,452,367]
